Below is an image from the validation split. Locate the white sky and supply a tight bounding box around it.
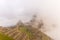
[0,0,60,40]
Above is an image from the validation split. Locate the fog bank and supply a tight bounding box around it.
[0,0,60,40]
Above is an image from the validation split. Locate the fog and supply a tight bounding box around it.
[0,0,60,40]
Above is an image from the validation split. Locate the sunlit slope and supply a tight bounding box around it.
[0,32,14,40]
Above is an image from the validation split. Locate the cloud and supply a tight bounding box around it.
[0,0,60,40]
[0,0,38,26]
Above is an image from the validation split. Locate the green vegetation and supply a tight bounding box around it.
[19,26,34,40]
[0,32,14,40]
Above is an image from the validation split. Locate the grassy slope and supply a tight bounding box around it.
[19,26,33,40]
[19,25,52,40]
[0,25,52,40]
[0,32,14,40]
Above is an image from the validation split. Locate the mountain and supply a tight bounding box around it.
[0,21,53,40]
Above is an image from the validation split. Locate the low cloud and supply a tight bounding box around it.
[0,0,60,40]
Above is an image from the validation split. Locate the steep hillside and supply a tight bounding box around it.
[0,24,53,40]
[0,16,53,40]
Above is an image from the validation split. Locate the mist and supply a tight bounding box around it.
[0,0,60,40]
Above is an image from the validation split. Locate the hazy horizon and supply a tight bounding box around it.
[0,0,60,40]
